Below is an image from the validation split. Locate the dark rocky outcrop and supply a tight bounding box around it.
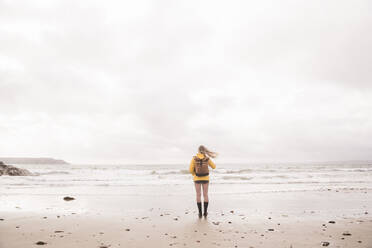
[0,161,32,176]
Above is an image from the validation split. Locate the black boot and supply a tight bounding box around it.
[203,201,209,217]
[197,202,202,218]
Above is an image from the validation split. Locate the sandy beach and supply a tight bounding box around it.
[1,184,372,248]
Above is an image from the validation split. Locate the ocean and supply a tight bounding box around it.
[1,162,372,195]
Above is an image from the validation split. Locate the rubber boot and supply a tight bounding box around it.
[197,202,202,218]
[203,201,209,217]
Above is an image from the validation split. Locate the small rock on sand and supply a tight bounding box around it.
[342,231,352,236]
[35,241,47,245]
[125,228,130,231]
[321,241,330,246]
[328,221,335,224]
[63,196,75,201]
[268,229,274,231]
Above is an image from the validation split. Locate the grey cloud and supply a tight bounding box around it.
[1,0,372,163]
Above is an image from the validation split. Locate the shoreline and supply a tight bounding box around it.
[1,187,372,247]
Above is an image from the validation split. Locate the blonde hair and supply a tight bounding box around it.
[198,145,218,158]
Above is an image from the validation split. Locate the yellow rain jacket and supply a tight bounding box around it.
[189,153,216,182]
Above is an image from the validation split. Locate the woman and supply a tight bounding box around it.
[189,145,217,218]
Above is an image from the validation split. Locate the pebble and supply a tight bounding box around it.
[125,228,130,231]
[322,241,330,246]
[342,231,351,236]
[63,196,75,201]
[35,241,47,245]
[268,229,274,231]
[328,221,335,224]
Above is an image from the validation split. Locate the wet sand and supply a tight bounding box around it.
[1,186,372,248]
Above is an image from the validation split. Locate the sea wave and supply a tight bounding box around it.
[34,171,70,175]
[222,176,253,181]
[150,170,190,175]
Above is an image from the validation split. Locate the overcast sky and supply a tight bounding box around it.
[0,0,371,164]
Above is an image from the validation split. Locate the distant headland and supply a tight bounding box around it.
[0,157,69,165]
